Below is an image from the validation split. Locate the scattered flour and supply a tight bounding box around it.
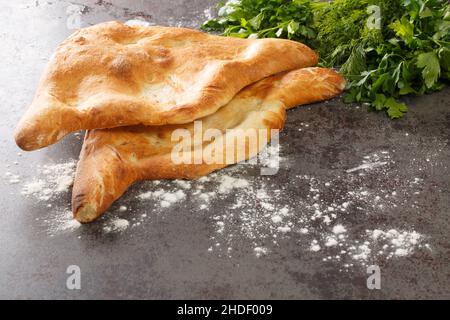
[258,144,282,169]
[40,210,81,237]
[277,226,291,233]
[217,175,249,194]
[20,160,76,201]
[13,146,434,268]
[325,236,338,247]
[333,224,347,234]
[254,247,268,258]
[196,150,432,264]
[11,161,81,236]
[310,240,321,252]
[175,180,192,190]
[271,215,283,223]
[103,218,130,233]
[138,188,186,207]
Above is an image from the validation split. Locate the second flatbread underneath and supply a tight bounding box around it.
[72,67,345,222]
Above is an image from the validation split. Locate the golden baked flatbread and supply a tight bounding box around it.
[72,67,345,222]
[14,21,318,151]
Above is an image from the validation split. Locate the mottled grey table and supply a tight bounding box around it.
[0,0,449,299]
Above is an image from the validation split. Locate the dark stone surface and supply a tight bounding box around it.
[0,0,449,299]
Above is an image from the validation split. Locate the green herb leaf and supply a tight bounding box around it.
[373,93,387,111]
[390,16,414,41]
[385,98,407,119]
[340,44,366,76]
[416,51,441,89]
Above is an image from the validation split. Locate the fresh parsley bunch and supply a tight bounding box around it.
[201,0,325,44]
[202,0,450,119]
[339,0,450,118]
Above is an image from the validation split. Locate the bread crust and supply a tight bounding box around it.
[72,67,345,223]
[15,21,318,151]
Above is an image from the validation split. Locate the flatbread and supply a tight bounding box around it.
[14,21,318,151]
[72,67,345,222]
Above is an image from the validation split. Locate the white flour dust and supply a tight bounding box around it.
[20,160,77,201]
[132,148,433,267]
[11,143,436,269]
[38,209,81,237]
[8,160,80,236]
[10,159,135,235]
[103,218,130,233]
[138,189,186,207]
